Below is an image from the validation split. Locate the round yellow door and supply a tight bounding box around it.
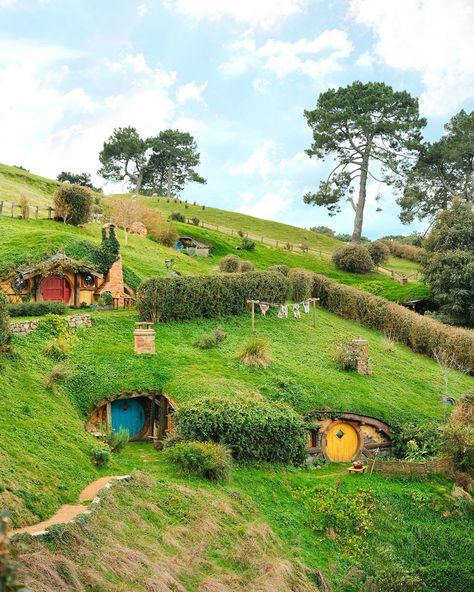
[324,422,359,462]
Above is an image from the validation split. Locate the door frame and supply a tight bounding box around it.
[322,420,361,462]
[39,275,72,304]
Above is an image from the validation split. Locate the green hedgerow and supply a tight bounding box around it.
[8,301,67,317]
[173,396,307,464]
[164,441,231,481]
[268,264,290,276]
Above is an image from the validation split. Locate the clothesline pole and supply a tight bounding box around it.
[310,297,320,328]
[247,299,258,332]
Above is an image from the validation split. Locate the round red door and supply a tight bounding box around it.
[40,276,71,303]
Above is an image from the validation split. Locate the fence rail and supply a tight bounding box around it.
[0,199,55,220]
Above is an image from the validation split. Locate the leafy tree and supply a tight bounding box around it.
[142,129,206,195]
[399,110,474,223]
[303,81,426,242]
[109,197,147,245]
[98,127,206,194]
[422,200,474,325]
[56,171,101,192]
[310,225,335,236]
[53,184,92,225]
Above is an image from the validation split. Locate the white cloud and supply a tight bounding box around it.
[137,2,149,17]
[235,191,293,220]
[220,29,352,80]
[356,51,374,68]
[176,80,208,104]
[0,0,17,6]
[164,0,307,28]
[350,0,474,116]
[226,140,278,178]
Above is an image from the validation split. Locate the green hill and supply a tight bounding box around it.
[0,163,61,208]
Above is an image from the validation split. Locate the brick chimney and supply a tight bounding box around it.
[352,336,371,375]
[99,256,127,306]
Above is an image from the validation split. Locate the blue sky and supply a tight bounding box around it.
[1,0,473,237]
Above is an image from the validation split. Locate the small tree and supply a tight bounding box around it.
[332,244,374,273]
[110,198,147,245]
[53,184,92,225]
[367,240,390,265]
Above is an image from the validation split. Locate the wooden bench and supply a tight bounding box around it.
[347,465,367,475]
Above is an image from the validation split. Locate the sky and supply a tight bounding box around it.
[0,0,473,238]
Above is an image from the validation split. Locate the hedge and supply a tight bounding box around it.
[8,301,67,317]
[312,273,474,373]
[137,271,290,322]
[173,396,307,464]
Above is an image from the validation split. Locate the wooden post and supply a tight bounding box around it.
[11,203,15,217]
[150,392,156,439]
[47,207,53,220]
[309,297,320,329]
[0,201,3,215]
[35,205,39,220]
[106,402,112,431]
[247,299,257,332]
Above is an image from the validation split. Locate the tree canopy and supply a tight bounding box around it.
[57,171,101,192]
[303,81,426,242]
[422,200,474,326]
[98,127,206,194]
[398,110,474,224]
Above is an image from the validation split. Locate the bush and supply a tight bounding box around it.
[137,271,290,323]
[219,254,241,273]
[8,301,67,317]
[332,243,374,273]
[53,184,92,225]
[105,428,129,453]
[288,268,313,302]
[194,326,227,349]
[0,292,12,353]
[268,264,290,276]
[367,240,391,265]
[170,211,185,222]
[312,273,474,373]
[43,337,70,360]
[240,237,256,251]
[332,339,359,371]
[310,225,335,237]
[97,291,113,307]
[90,443,111,467]
[236,337,271,367]
[44,363,71,389]
[173,396,307,464]
[38,314,70,338]
[381,240,424,262]
[164,441,231,481]
[391,422,441,459]
[152,222,179,247]
[240,260,254,273]
[191,217,200,226]
[441,392,474,471]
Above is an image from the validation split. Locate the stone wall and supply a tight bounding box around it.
[10,314,92,335]
[367,457,453,477]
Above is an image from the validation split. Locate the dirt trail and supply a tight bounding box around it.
[12,475,129,536]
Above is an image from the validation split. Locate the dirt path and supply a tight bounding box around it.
[12,475,129,536]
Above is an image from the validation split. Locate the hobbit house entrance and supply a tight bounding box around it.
[306,411,392,462]
[86,391,175,446]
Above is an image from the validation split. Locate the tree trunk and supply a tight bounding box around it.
[351,146,371,242]
[135,169,144,194]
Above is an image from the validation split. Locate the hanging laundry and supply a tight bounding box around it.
[293,303,301,319]
[278,304,288,319]
[259,303,270,316]
[303,301,310,314]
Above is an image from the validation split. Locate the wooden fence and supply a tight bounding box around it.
[367,457,453,477]
[0,199,55,220]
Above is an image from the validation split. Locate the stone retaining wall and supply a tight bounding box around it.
[10,314,92,335]
[367,457,453,477]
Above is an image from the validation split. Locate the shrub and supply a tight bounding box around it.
[38,314,70,338]
[441,392,474,471]
[194,326,227,349]
[240,237,256,251]
[191,217,200,226]
[299,242,309,253]
[240,260,254,273]
[8,301,67,317]
[0,292,12,353]
[53,184,92,225]
[367,240,391,265]
[105,428,129,453]
[381,239,424,262]
[44,363,71,389]
[312,273,474,373]
[236,337,271,367]
[90,443,111,467]
[332,339,359,371]
[164,441,231,481]
[219,254,241,273]
[310,225,335,237]
[332,243,374,273]
[268,264,290,276]
[389,422,441,460]
[97,291,113,307]
[43,337,70,360]
[173,396,307,464]
[170,211,185,222]
[152,222,178,247]
[137,271,290,323]
[335,233,352,242]
[288,268,313,302]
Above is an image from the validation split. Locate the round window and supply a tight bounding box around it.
[12,276,28,292]
[83,274,95,287]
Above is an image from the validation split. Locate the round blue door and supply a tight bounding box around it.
[111,398,145,439]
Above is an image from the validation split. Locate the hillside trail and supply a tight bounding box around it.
[12,475,129,536]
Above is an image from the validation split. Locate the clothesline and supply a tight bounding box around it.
[246,298,320,330]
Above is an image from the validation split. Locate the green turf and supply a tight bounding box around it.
[0,163,61,208]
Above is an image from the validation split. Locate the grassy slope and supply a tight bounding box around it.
[0,216,427,302]
[0,163,61,208]
[3,307,473,529]
[14,445,474,592]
